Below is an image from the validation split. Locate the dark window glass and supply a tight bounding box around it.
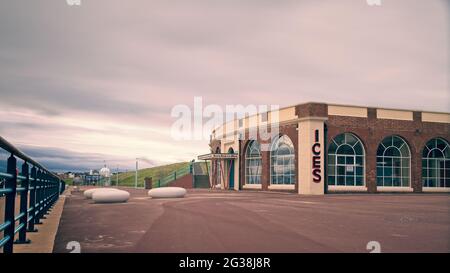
[422,138,450,188]
[327,133,365,187]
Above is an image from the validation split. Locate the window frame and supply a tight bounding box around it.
[327,133,366,187]
[245,140,262,185]
[422,138,450,188]
[376,135,411,188]
[270,135,296,185]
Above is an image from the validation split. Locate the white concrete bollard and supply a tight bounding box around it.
[83,188,120,199]
[92,189,130,203]
[148,187,187,198]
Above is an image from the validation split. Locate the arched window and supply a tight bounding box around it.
[245,141,262,184]
[422,138,450,188]
[270,135,295,185]
[327,133,365,186]
[376,136,411,187]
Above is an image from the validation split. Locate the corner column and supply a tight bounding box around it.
[298,117,327,195]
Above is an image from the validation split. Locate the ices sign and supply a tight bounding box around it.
[312,129,321,183]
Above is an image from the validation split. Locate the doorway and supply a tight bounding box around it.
[228,148,235,190]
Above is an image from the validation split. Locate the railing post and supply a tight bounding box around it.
[43,173,48,214]
[44,173,49,215]
[50,176,55,207]
[41,172,48,219]
[48,176,53,210]
[41,172,46,214]
[50,178,54,207]
[16,161,31,244]
[51,177,57,207]
[51,178,56,206]
[3,154,17,253]
[50,176,54,208]
[56,179,60,197]
[35,169,43,225]
[57,179,61,200]
[28,166,38,232]
[54,179,57,202]
[43,172,48,217]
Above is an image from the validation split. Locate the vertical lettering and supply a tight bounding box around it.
[312,129,321,183]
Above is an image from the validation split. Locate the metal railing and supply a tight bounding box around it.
[0,136,65,253]
[156,163,192,187]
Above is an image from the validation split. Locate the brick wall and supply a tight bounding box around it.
[326,109,450,193]
[239,123,298,191]
[210,102,450,194]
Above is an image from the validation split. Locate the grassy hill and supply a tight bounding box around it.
[113,162,190,188]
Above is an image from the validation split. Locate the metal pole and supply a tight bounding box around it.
[35,169,43,225]
[116,166,119,187]
[3,154,17,253]
[28,166,38,232]
[16,161,30,244]
[135,159,138,188]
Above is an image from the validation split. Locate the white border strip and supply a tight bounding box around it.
[328,186,368,192]
[377,186,414,192]
[268,184,295,190]
[422,187,450,193]
[243,184,262,190]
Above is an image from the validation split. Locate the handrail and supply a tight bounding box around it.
[156,163,193,187]
[0,136,60,180]
[0,135,66,253]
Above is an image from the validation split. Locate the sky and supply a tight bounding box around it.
[0,0,448,172]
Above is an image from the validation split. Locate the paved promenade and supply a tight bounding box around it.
[53,188,450,253]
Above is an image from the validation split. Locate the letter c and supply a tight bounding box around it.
[312,143,321,155]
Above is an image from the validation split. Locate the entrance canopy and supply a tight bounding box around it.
[198,153,238,189]
[198,153,238,161]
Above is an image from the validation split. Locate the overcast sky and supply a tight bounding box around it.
[0,0,448,172]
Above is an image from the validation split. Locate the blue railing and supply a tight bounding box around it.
[0,136,65,253]
[156,163,193,187]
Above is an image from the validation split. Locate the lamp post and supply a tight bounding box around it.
[135,157,152,188]
[135,159,138,188]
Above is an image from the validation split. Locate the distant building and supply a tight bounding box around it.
[84,173,101,185]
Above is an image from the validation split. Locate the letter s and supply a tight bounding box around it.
[312,169,321,182]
